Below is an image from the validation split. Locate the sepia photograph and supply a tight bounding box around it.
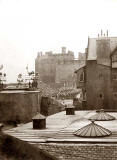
[0,0,117,159]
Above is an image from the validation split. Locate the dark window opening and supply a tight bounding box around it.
[79,72,84,82]
[99,93,103,99]
[112,74,117,80]
[99,73,103,79]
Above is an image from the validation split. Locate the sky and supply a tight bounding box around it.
[0,0,117,82]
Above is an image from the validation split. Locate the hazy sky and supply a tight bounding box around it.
[0,0,117,82]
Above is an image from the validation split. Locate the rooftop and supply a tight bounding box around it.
[4,110,117,144]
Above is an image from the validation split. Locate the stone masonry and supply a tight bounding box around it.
[36,143,117,160]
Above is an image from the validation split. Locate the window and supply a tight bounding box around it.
[113,92,117,100]
[112,55,117,62]
[100,94,102,98]
[79,72,84,82]
[99,93,104,99]
[99,73,103,80]
[112,74,117,80]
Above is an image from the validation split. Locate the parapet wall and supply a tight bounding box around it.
[0,132,56,160]
[0,90,41,123]
[37,143,117,160]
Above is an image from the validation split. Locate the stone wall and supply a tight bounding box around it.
[0,90,41,123]
[55,62,83,87]
[86,60,112,110]
[36,143,117,160]
[40,96,65,116]
[0,132,56,160]
[97,39,111,66]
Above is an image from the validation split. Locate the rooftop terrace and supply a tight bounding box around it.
[4,110,117,144]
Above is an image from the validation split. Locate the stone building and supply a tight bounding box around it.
[35,47,86,87]
[75,33,117,110]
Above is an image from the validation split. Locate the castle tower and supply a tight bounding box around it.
[62,47,66,54]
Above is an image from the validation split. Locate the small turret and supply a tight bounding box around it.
[37,52,42,57]
[62,47,66,54]
[107,30,108,37]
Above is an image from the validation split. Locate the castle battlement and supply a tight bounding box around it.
[35,47,86,86]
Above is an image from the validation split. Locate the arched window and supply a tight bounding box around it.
[80,72,84,82]
[99,93,104,99]
[99,73,103,80]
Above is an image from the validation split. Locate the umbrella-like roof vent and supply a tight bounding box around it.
[89,109,115,121]
[74,120,111,137]
[32,113,46,120]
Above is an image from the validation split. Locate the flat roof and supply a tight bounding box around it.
[4,110,117,144]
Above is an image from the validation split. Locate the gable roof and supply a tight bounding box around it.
[74,64,86,73]
[87,37,117,63]
[110,46,117,57]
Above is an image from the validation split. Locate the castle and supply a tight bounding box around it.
[35,47,86,88]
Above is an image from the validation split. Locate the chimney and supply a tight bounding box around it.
[62,47,66,54]
[32,113,46,129]
[65,105,75,115]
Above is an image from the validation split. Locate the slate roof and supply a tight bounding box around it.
[74,64,86,73]
[89,109,115,121]
[74,120,112,137]
[87,37,117,62]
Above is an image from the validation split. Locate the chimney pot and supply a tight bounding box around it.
[32,113,46,129]
[65,105,75,115]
